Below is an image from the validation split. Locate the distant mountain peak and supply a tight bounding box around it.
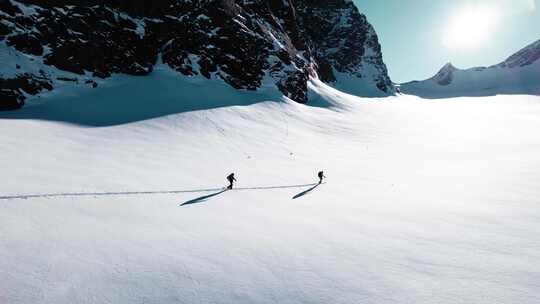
[441,62,457,70]
[432,62,458,86]
[400,39,540,98]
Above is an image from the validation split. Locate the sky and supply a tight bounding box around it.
[355,0,540,83]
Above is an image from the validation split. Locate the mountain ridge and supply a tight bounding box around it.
[0,0,394,111]
[400,39,540,98]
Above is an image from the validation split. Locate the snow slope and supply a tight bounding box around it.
[0,59,282,126]
[400,40,540,98]
[1,77,540,303]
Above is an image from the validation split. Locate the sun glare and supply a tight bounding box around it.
[443,4,501,50]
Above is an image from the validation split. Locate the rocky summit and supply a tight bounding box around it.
[0,0,394,110]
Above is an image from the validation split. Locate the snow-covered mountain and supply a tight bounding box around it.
[0,0,394,111]
[400,39,540,98]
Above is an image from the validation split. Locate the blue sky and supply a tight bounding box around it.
[355,0,540,83]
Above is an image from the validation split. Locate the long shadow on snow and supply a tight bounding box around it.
[0,71,282,126]
[292,183,320,199]
[181,189,228,206]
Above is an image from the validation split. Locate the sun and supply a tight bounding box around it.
[443,4,501,50]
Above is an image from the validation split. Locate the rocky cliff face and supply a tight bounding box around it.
[0,0,393,110]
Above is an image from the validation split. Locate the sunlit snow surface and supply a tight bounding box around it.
[1,78,540,303]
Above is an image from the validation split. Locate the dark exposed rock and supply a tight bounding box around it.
[277,70,309,103]
[84,79,98,88]
[92,71,111,79]
[7,33,44,56]
[1,0,394,109]
[13,74,53,94]
[315,57,337,83]
[57,77,78,82]
[0,89,24,111]
[0,0,20,16]
[34,5,158,76]
[296,0,392,93]
[0,74,53,111]
[0,22,10,41]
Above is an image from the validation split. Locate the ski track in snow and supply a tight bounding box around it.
[1,77,540,304]
[0,183,319,201]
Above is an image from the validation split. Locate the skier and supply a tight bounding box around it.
[317,171,325,184]
[227,173,236,189]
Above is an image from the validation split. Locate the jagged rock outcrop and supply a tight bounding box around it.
[297,0,392,93]
[431,63,457,86]
[0,73,52,110]
[0,0,393,110]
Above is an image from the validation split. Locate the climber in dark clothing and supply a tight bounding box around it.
[318,171,325,184]
[227,173,236,189]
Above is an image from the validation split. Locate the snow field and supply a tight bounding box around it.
[1,77,540,303]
